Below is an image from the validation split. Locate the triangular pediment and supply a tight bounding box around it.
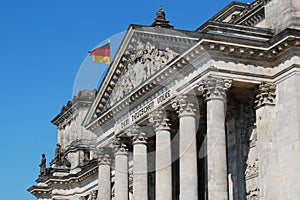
[83,25,200,129]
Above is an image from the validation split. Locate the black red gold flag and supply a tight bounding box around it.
[89,42,110,64]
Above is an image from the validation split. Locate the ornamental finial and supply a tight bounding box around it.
[151,6,174,29]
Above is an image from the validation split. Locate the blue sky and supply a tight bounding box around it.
[0,0,250,199]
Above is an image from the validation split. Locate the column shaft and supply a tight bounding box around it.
[207,99,228,200]
[98,161,111,200]
[156,129,172,200]
[179,114,198,200]
[133,141,148,200]
[114,151,128,200]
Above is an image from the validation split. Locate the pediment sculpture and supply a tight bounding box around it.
[107,40,178,107]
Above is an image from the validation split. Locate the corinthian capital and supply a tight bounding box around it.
[96,147,111,165]
[198,77,232,101]
[111,137,128,154]
[255,83,276,108]
[171,94,196,117]
[149,109,171,131]
[126,125,147,145]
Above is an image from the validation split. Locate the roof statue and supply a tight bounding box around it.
[39,154,46,176]
[151,6,174,28]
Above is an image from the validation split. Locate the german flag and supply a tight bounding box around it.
[89,42,110,64]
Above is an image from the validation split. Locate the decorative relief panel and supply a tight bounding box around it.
[86,190,97,200]
[255,83,276,108]
[107,40,178,107]
[240,97,260,200]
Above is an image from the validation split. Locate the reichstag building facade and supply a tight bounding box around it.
[28,0,300,199]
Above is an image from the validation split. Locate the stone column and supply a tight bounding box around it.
[129,125,148,200]
[255,82,278,199]
[97,150,111,200]
[112,137,129,200]
[149,110,172,200]
[172,95,198,200]
[198,77,232,200]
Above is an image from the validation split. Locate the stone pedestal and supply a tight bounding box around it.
[97,154,111,200]
[199,77,232,200]
[172,95,198,200]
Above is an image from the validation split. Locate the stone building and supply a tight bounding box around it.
[28,0,300,199]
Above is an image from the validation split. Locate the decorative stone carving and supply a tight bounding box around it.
[99,154,111,165]
[171,94,196,117]
[255,83,276,108]
[108,41,178,106]
[249,127,258,148]
[87,190,97,200]
[148,109,171,131]
[126,125,147,144]
[151,6,174,28]
[96,148,111,165]
[53,143,71,168]
[245,156,259,179]
[198,77,232,101]
[111,137,128,154]
[246,180,260,200]
[129,169,133,193]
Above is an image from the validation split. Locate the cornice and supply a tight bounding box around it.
[27,185,52,196]
[52,90,96,129]
[229,0,265,26]
[43,160,98,187]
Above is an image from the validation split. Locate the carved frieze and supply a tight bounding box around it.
[198,77,232,101]
[108,40,178,107]
[255,83,276,108]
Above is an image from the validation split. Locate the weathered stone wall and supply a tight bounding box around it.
[274,72,300,198]
[58,107,97,149]
[265,0,300,33]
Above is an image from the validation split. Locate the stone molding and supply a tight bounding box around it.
[229,0,265,26]
[148,109,171,131]
[171,94,196,117]
[198,76,232,101]
[255,82,276,108]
